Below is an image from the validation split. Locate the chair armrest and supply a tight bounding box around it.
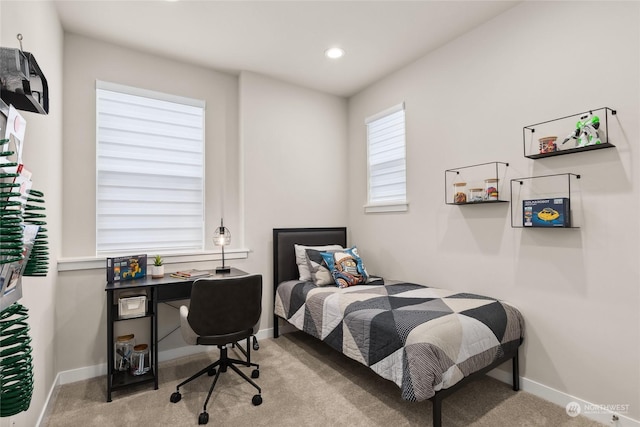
[179,305,198,345]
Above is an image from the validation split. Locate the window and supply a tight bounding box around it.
[365,103,407,213]
[96,81,205,255]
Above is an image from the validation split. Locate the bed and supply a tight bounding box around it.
[272,227,524,427]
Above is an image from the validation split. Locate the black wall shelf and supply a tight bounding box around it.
[445,161,509,205]
[510,173,581,229]
[449,200,509,206]
[523,107,616,159]
[525,142,615,159]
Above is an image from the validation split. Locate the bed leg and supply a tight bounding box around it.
[273,315,279,338]
[512,351,520,391]
[432,395,442,427]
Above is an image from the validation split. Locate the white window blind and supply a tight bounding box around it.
[96,81,205,255]
[366,103,407,211]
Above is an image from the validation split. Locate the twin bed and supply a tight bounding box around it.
[272,227,524,426]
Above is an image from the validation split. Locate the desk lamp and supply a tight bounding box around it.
[213,219,231,273]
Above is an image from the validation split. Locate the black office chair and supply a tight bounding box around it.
[169,274,263,425]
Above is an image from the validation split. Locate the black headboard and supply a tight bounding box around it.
[272,227,347,337]
[272,227,347,285]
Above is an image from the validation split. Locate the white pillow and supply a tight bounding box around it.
[294,244,343,281]
[305,248,339,286]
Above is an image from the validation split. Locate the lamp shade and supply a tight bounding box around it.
[213,225,230,246]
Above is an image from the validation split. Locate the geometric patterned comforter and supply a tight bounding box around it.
[274,280,524,402]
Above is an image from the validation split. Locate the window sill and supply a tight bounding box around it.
[363,202,409,213]
[57,248,251,272]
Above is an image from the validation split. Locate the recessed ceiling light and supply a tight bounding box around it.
[325,47,345,59]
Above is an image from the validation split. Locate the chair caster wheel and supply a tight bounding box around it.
[251,369,259,379]
[170,392,181,403]
[198,411,209,425]
[252,394,262,406]
[207,368,216,376]
[253,337,259,350]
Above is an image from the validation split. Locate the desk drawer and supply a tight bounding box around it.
[157,283,191,301]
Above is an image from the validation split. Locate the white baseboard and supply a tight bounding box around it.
[37,328,273,426]
[39,327,638,427]
[36,370,62,427]
[487,369,639,427]
[55,328,272,386]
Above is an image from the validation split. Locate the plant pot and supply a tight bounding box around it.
[151,265,164,278]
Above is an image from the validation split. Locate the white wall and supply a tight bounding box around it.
[239,71,348,328]
[61,33,240,258]
[0,1,63,426]
[348,1,639,422]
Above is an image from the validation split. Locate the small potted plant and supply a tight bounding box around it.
[151,255,164,278]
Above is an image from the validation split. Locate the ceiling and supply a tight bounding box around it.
[53,1,519,98]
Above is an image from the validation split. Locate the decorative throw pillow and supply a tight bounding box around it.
[320,247,369,289]
[294,244,343,282]
[305,248,338,286]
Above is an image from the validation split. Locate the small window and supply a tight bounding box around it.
[96,81,205,255]
[365,103,407,213]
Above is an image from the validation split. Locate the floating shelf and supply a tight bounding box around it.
[445,162,509,205]
[523,107,616,159]
[510,173,581,228]
[525,142,615,159]
[449,200,509,206]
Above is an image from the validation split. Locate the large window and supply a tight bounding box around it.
[96,81,205,255]
[365,103,407,213]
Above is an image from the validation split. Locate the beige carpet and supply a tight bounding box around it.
[42,331,603,426]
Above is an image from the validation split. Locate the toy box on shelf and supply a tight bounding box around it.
[510,173,580,229]
[106,254,147,283]
[523,198,570,227]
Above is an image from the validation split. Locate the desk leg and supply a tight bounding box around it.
[152,287,159,390]
[106,289,114,402]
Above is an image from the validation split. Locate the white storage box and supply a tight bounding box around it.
[118,295,147,319]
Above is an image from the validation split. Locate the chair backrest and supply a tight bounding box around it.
[187,274,262,338]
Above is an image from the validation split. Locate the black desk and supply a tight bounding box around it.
[104,268,247,402]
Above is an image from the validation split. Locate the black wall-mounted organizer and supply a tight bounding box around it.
[445,161,509,205]
[522,107,616,159]
[0,36,50,418]
[510,173,581,229]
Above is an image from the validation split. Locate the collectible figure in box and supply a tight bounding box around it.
[106,254,147,282]
[523,198,571,227]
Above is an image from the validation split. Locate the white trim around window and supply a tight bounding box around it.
[364,102,408,213]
